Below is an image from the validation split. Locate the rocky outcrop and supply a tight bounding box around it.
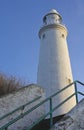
[50,99,84,130]
[0,84,45,130]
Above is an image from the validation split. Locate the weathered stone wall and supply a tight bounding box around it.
[50,99,84,130]
[0,84,45,130]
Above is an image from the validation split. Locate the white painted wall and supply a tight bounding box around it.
[37,9,76,117]
[0,84,45,130]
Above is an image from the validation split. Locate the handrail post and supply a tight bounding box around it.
[50,97,53,128]
[74,82,78,104]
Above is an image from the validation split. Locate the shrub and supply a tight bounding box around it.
[0,73,25,97]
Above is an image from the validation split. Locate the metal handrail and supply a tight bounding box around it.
[78,91,84,96]
[0,80,84,130]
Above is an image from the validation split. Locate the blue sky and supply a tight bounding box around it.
[0,0,84,88]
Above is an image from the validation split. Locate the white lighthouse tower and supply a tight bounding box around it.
[37,9,76,117]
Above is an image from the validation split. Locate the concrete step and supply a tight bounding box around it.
[50,99,84,130]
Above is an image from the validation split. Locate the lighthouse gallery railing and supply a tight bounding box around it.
[0,80,84,130]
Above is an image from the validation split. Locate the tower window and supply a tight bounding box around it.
[43,17,47,24]
[62,34,65,38]
[42,34,45,39]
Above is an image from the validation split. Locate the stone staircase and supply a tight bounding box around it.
[0,81,84,130]
[50,99,84,130]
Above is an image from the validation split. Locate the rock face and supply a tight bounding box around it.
[50,99,84,130]
[0,84,45,130]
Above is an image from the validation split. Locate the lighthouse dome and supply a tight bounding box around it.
[49,9,60,15]
[43,9,62,25]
